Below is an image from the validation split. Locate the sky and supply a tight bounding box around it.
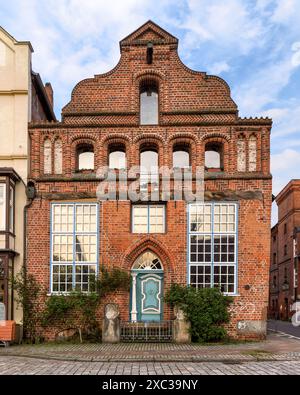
[1,0,300,222]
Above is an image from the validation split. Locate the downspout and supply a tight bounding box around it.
[21,182,34,340]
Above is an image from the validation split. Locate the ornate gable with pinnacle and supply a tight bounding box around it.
[120,20,178,49]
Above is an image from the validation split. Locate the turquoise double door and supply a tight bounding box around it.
[133,271,164,322]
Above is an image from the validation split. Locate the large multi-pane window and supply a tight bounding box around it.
[51,203,98,293]
[132,205,165,234]
[0,184,5,231]
[188,203,238,294]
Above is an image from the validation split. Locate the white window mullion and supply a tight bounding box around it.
[133,205,165,234]
[0,184,6,231]
[51,203,98,294]
[188,202,238,295]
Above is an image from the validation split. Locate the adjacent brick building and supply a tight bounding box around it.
[269,180,300,320]
[27,21,272,340]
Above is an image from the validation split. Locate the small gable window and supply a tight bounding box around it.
[140,80,159,125]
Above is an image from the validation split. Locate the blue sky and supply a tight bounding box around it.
[1,0,300,216]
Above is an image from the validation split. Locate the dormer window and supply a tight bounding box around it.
[140,80,159,125]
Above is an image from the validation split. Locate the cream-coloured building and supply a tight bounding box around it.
[0,26,55,328]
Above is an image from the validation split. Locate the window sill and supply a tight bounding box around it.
[47,292,94,297]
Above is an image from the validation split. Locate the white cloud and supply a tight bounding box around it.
[271,0,297,23]
[271,149,300,199]
[271,148,300,172]
[182,0,266,55]
[233,44,300,116]
[292,42,300,67]
[4,0,161,116]
[208,61,230,75]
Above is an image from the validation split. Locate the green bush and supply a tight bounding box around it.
[41,267,130,341]
[12,268,43,343]
[13,267,130,343]
[165,284,233,343]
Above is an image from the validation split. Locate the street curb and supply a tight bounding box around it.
[0,352,299,364]
[268,328,300,341]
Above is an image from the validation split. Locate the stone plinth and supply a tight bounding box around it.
[102,303,120,344]
[172,307,191,344]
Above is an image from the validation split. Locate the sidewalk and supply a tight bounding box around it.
[268,319,300,338]
[1,332,300,363]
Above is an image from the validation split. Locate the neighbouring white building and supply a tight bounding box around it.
[0,26,55,333]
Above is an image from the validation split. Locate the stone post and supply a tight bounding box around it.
[130,272,138,322]
[172,306,191,344]
[102,303,120,343]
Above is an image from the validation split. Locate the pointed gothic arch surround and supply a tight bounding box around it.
[123,237,173,275]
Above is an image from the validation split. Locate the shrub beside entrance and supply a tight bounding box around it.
[165,285,233,343]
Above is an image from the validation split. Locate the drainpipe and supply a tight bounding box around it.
[21,182,35,339]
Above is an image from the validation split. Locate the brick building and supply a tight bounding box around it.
[27,21,272,340]
[269,180,300,320]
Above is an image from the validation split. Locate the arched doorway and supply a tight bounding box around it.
[130,251,164,322]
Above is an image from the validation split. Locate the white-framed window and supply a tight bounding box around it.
[9,186,14,233]
[294,264,298,289]
[188,203,238,295]
[0,184,6,231]
[51,203,98,293]
[132,205,165,234]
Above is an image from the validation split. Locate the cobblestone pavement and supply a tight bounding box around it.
[0,356,300,375]
[1,333,300,363]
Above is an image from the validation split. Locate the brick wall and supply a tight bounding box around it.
[27,21,272,340]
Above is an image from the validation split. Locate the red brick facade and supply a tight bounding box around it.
[27,21,272,340]
[269,180,300,320]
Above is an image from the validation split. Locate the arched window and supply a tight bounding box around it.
[54,139,62,175]
[249,135,257,171]
[205,142,223,170]
[108,145,126,169]
[76,144,94,171]
[173,145,190,169]
[237,135,246,172]
[140,147,159,189]
[44,138,52,174]
[132,251,163,270]
[140,80,159,125]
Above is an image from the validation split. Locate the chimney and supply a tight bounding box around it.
[44,82,54,108]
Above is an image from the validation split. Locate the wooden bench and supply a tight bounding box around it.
[0,321,16,347]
